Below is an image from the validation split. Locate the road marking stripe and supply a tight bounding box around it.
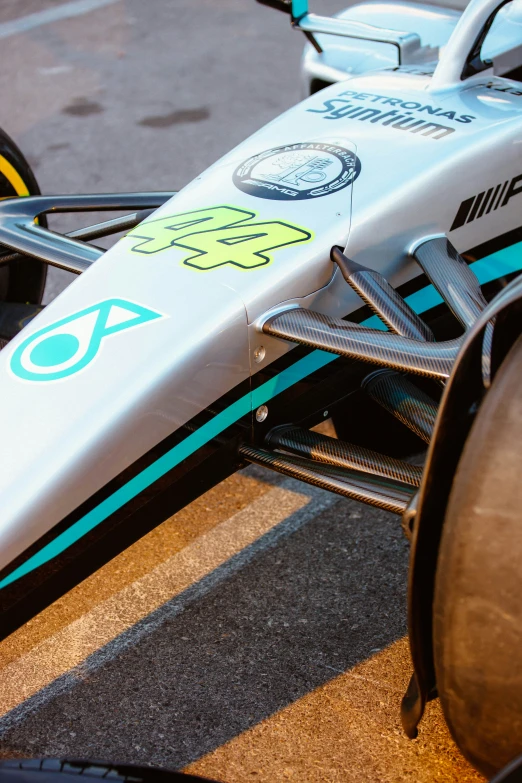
[1,471,269,667]
[0,478,338,731]
[0,0,120,40]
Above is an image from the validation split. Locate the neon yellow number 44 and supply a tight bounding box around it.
[127,205,312,270]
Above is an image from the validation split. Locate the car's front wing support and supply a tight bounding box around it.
[0,192,176,274]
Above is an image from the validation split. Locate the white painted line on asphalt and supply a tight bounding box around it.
[0,0,120,40]
[0,477,339,733]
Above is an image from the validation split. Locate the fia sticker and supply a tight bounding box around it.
[127,205,313,269]
[10,299,164,382]
[233,142,360,200]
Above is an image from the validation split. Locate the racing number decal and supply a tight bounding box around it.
[127,205,313,270]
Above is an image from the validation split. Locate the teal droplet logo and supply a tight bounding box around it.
[10,298,164,382]
[30,334,80,367]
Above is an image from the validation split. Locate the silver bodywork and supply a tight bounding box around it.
[301,1,462,93]
[301,0,522,94]
[1,0,522,582]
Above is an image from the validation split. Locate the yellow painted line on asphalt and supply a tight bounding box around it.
[0,480,316,719]
[187,638,485,783]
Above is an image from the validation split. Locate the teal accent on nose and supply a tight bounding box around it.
[30,334,80,367]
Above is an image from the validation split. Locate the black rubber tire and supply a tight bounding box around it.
[433,334,522,777]
[0,126,47,304]
[0,760,218,783]
[490,754,522,783]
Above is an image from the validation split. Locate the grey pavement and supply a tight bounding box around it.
[1,0,347,300]
[0,480,408,769]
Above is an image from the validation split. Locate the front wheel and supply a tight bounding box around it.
[433,334,522,776]
[0,126,47,304]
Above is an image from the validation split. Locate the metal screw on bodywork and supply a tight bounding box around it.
[323,410,329,418]
[253,346,265,364]
[256,405,268,423]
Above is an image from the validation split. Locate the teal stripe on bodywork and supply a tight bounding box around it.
[1,242,521,589]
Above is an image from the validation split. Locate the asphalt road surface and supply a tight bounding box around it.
[0,1,481,782]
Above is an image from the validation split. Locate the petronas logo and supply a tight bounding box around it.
[10,299,164,382]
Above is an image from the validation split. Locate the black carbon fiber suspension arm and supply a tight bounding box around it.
[330,248,440,436]
[267,425,423,486]
[362,370,438,444]
[263,308,460,380]
[414,237,487,330]
[240,445,415,514]
[332,246,434,341]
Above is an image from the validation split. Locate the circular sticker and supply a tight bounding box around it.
[233,142,361,201]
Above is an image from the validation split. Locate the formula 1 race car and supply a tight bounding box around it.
[1,0,522,776]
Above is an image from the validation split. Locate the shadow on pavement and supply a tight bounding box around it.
[0,492,409,769]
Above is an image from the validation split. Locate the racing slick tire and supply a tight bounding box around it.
[433,334,522,777]
[0,760,218,783]
[0,126,47,304]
